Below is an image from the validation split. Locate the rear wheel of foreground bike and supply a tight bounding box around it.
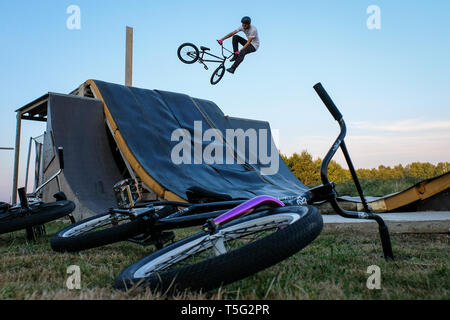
[51,206,177,252]
[210,65,225,85]
[177,43,199,64]
[51,211,147,252]
[0,200,75,235]
[114,205,323,293]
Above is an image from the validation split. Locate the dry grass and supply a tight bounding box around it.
[0,221,448,300]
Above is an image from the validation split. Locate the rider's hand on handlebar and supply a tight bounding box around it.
[235,50,241,55]
[217,39,223,45]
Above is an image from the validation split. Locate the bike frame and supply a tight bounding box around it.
[197,45,234,69]
[200,45,234,63]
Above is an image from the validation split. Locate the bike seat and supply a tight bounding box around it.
[200,46,211,52]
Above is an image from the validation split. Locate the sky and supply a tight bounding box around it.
[0,0,449,202]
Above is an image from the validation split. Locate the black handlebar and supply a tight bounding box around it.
[58,147,64,170]
[314,82,394,260]
[313,83,343,121]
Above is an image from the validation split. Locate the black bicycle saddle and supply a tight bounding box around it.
[200,46,211,52]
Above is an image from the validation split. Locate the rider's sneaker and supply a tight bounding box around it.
[227,67,235,74]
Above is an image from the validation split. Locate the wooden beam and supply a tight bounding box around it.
[125,26,133,87]
[21,115,48,122]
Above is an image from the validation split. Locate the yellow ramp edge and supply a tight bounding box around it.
[86,80,186,203]
[361,172,449,213]
[383,172,450,211]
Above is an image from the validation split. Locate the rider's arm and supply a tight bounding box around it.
[220,29,239,41]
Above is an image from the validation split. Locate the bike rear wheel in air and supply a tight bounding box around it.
[210,65,225,85]
[114,205,323,293]
[0,200,75,235]
[177,43,199,64]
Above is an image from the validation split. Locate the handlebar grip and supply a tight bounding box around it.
[313,83,343,121]
[58,147,64,170]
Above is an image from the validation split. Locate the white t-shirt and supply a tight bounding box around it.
[237,25,260,51]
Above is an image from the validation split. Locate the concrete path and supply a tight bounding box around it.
[323,211,450,234]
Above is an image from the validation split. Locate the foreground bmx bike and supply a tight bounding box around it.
[52,84,394,293]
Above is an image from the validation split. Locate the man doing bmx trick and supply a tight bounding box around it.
[218,16,260,74]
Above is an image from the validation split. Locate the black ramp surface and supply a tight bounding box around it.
[48,94,123,213]
[93,80,309,200]
[190,96,307,191]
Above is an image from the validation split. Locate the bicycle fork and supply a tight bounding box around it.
[313,83,394,260]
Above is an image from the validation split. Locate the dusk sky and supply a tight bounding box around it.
[0,0,449,202]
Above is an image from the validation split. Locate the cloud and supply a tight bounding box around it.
[350,119,450,132]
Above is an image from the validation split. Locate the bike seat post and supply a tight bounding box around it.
[18,187,29,210]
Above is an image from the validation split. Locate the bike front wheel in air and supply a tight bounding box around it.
[177,43,199,64]
[114,205,323,293]
[210,65,225,85]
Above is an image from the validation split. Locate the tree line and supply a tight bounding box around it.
[282,150,449,188]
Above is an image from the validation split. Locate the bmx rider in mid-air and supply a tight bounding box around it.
[218,16,259,74]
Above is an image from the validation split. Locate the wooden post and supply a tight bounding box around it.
[125,26,133,87]
[11,113,22,204]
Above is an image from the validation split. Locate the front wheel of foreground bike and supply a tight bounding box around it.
[114,205,323,293]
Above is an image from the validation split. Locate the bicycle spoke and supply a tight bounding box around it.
[62,214,131,237]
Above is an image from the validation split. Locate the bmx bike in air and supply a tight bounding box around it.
[51,84,394,293]
[177,41,234,85]
[0,147,75,240]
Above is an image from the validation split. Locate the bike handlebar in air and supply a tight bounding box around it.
[313,83,343,121]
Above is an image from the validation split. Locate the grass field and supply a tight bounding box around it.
[334,177,424,197]
[0,221,448,300]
